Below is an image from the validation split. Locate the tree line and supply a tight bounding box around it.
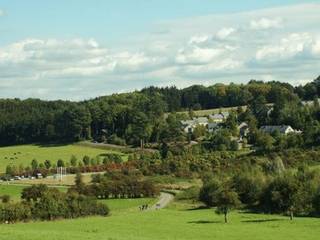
[0,184,109,224]
[199,166,320,223]
[4,153,124,178]
[1,76,319,146]
[72,172,159,199]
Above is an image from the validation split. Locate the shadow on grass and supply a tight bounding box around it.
[35,142,75,148]
[242,219,284,223]
[188,220,221,224]
[186,206,209,211]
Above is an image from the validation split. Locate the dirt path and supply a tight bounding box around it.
[150,192,174,210]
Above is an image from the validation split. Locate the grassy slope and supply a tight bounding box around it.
[0,144,127,173]
[0,207,319,240]
[177,106,247,117]
[101,198,156,213]
[0,184,68,201]
[0,184,25,201]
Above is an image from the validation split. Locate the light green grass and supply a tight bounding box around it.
[177,106,246,117]
[0,205,319,240]
[100,198,155,213]
[0,144,127,173]
[0,184,68,201]
[0,184,25,200]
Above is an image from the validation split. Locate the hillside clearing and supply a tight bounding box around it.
[0,144,128,173]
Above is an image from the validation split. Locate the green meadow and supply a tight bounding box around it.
[0,144,127,173]
[0,184,68,201]
[0,184,26,201]
[101,198,156,213]
[0,202,319,240]
[0,184,320,240]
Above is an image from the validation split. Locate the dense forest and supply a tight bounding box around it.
[0,76,320,146]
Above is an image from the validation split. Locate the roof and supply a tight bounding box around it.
[260,125,292,134]
[209,112,229,120]
[221,112,229,118]
[180,120,194,127]
[194,117,208,124]
[210,113,224,120]
[208,122,220,128]
[181,117,208,126]
[238,122,248,129]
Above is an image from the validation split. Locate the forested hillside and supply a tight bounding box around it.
[0,76,320,146]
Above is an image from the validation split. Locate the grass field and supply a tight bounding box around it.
[0,144,128,173]
[177,103,273,117]
[0,184,68,201]
[101,198,156,213]
[177,106,247,117]
[0,184,26,200]
[0,185,319,240]
[0,201,319,240]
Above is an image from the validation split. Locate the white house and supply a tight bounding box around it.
[209,112,229,123]
[260,125,301,135]
[181,117,209,133]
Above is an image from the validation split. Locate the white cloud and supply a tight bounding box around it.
[250,17,283,30]
[0,9,4,16]
[189,35,210,45]
[216,27,236,39]
[255,33,319,61]
[312,40,320,55]
[113,52,166,72]
[1,3,320,99]
[176,46,224,65]
[181,58,243,76]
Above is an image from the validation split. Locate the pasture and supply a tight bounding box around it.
[0,184,68,201]
[0,144,128,173]
[101,198,156,213]
[0,202,319,240]
[177,106,246,116]
[0,184,25,201]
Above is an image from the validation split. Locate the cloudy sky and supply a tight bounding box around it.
[0,0,320,100]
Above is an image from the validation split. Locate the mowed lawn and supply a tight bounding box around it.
[0,206,319,240]
[0,144,127,173]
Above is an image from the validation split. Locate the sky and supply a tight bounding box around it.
[0,0,320,100]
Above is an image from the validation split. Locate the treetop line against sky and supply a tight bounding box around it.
[0,0,320,100]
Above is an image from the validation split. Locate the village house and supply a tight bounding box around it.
[260,125,302,135]
[180,112,230,133]
[238,122,249,138]
[181,117,209,133]
[208,122,221,133]
[209,112,230,123]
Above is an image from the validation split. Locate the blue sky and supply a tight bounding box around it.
[0,0,314,45]
[0,0,320,99]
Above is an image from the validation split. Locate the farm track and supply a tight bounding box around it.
[151,192,174,210]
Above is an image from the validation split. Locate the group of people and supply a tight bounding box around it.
[139,203,162,211]
[139,204,149,211]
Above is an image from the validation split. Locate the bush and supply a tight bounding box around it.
[102,153,122,164]
[108,134,126,146]
[0,195,11,203]
[0,184,110,224]
[176,186,200,201]
[232,174,264,207]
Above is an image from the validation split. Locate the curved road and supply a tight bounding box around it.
[151,192,174,210]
